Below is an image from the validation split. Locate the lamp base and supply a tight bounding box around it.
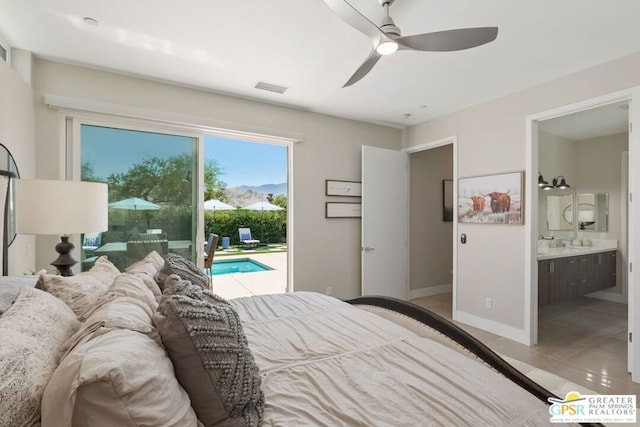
[51,235,78,276]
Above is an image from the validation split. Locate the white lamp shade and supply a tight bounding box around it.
[15,179,108,235]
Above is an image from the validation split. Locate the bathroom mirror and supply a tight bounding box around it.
[563,193,608,232]
[546,193,574,231]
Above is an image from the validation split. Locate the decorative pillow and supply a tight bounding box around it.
[36,256,120,316]
[157,252,210,290]
[0,287,80,427]
[163,273,228,304]
[0,275,39,314]
[125,250,165,275]
[153,278,264,426]
[62,294,163,356]
[124,251,164,298]
[42,329,200,427]
[108,273,158,311]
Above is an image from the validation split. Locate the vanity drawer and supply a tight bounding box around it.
[538,250,616,306]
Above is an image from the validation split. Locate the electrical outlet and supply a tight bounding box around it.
[326,286,332,296]
[484,297,492,309]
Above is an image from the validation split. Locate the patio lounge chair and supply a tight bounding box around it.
[204,233,218,286]
[238,228,260,248]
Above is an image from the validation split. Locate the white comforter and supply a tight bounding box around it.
[231,292,554,426]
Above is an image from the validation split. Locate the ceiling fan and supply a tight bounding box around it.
[323,0,498,87]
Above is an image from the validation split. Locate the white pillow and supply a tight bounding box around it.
[0,287,80,426]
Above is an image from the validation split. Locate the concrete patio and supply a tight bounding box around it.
[210,251,287,299]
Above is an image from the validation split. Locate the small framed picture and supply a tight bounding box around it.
[326,180,362,197]
[326,202,361,218]
[458,171,524,224]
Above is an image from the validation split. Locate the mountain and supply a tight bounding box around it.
[240,183,287,196]
[224,183,287,207]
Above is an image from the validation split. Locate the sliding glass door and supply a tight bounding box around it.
[79,124,197,271]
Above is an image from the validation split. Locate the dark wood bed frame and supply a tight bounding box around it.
[346,296,603,427]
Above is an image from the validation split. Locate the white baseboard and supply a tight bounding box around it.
[453,309,529,345]
[409,284,452,300]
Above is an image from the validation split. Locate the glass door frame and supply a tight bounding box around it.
[66,113,206,266]
[63,109,294,294]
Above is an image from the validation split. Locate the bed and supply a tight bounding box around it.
[0,252,600,426]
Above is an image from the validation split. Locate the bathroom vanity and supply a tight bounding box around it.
[538,242,617,307]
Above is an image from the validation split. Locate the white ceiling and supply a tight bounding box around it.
[539,101,629,141]
[1,0,640,128]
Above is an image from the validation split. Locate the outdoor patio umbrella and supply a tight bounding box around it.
[204,199,235,220]
[109,197,160,229]
[242,201,284,242]
[108,197,160,211]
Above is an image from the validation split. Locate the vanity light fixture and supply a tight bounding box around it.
[553,176,570,189]
[539,173,570,190]
[538,173,549,188]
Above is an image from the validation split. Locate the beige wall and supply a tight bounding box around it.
[403,51,640,338]
[31,59,402,297]
[0,54,36,275]
[538,130,576,238]
[409,145,453,294]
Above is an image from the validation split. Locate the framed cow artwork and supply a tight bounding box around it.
[458,171,524,224]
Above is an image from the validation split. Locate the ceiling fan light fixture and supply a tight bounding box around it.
[376,40,398,55]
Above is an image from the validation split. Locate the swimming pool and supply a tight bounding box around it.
[212,258,273,276]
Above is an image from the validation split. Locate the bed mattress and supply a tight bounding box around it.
[231,292,555,426]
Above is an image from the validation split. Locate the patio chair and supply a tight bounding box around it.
[238,228,260,248]
[203,233,219,286]
[82,232,102,252]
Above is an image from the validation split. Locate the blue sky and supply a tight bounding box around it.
[204,136,287,187]
[81,125,287,188]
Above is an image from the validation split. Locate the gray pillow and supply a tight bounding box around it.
[157,253,210,290]
[153,277,263,426]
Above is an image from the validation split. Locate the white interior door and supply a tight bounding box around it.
[361,145,408,299]
[630,93,639,381]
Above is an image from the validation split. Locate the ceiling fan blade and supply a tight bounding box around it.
[397,27,498,52]
[323,0,386,40]
[343,50,383,87]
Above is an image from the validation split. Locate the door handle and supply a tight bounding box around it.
[362,246,375,252]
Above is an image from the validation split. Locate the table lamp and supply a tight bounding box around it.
[15,179,108,276]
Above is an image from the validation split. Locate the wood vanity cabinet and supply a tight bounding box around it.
[538,250,616,307]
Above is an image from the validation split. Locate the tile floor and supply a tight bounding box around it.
[411,292,640,397]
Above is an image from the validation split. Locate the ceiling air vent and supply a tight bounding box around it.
[255,81,288,94]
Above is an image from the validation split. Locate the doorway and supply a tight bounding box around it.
[360,135,457,302]
[526,87,639,382]
[536,102,630,386]
[408,144,455,300]
[204,135,289,299]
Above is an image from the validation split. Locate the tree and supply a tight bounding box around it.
[106,154,227,205]
[204,159,227,201]
[81,162,103,183]
[271,194,287,209]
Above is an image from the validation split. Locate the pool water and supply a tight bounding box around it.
[212,258,273,276]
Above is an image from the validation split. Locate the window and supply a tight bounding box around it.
[80,124,197,271]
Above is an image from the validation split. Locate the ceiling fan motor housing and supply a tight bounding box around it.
[380,16,401,37]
